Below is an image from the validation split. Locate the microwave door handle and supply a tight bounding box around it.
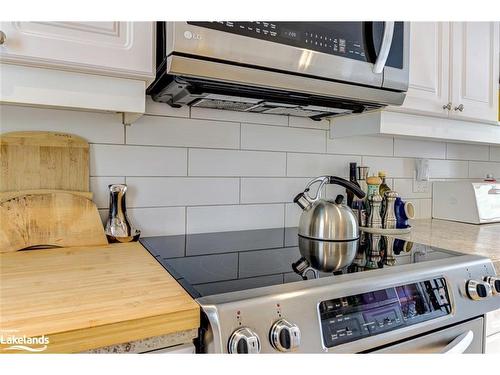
[440,330,474,354]
[372,21,395,74]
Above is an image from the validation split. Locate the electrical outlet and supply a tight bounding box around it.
[413,180,431,194]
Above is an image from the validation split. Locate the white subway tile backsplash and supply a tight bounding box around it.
[0,104,124,144]
[489,146,500,162]
[90,144,187,176]
[394,138,446,159]
[191,107,288,126]
[362,156,415,178]
[126,177,239,207]
[446,143,489,161]
[428,159,468,178]
[285,203,302,227]
[90,176,125,209]
[145,96,190,118]
[128,207,186,236]
[468,162,500,179]
[187,204,284,234]
[241,178,309,204]
[327,135,393,156]
[127,115,240,149]
[189,149,286,177]
[289,116,330,130]
[98,207,186,236]
[241,123,326,153]
[5,103,500,234]
[287,153,360,177]
[393,179,432,199]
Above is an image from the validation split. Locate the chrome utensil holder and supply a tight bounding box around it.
[105,184,140,243]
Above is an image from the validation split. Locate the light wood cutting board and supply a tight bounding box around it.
[0,192,107,252]
[0,131,89,192]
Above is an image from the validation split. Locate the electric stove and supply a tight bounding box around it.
[140,227,500,353]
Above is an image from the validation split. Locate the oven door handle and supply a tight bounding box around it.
[372,21,395,74]
[441,330,474,354]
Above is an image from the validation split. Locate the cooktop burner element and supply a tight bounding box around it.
[141,228,457,298]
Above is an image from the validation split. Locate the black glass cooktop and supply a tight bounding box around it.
[140,228,460,299]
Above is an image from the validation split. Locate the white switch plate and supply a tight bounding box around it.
[413,180,431,194]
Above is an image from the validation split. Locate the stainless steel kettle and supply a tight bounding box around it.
[293,176,366,273]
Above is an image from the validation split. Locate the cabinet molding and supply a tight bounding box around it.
[330,110,500,145]
[0,64,145,116]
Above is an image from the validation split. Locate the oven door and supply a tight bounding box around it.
[371,317,484,354]
[167,22,409,92]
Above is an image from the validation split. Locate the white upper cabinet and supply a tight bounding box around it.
[450,22,499,123]
[0,22,154,80]
[398,22,450,116]
[391,21,499,125]
[0,22,155,122]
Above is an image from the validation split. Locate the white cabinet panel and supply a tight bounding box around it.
[450,22,499,123]
[0,21,154,80]
[486,308,500,336]
[486,332,500,354]
[398,22,450,116]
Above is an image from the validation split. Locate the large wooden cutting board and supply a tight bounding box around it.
[0,131,89,192]
[0,192,107,252]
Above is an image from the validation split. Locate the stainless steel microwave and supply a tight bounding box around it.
[147,22,410,120]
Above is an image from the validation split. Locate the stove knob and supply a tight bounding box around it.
[228,327,261,354]
[466,280,493,300]
[484,277,500,295]
[269,319,301,352]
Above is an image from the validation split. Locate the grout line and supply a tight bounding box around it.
[239,177,242,204]
[184,206,188,255]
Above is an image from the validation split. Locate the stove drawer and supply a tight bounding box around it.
[372,317,484,353]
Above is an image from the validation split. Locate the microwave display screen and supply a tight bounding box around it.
[188,21,404,69]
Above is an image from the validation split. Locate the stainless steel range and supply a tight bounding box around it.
[141,228,500,353]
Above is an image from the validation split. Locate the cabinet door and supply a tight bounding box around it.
[393,22,450,116]
[0,22,154,80]
[450,22,499,123]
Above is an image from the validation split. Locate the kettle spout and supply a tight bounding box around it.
[293,192,312,210]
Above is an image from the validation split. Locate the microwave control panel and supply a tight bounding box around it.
[188,21,404,68]
[318,277,452,348]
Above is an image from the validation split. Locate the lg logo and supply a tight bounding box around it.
[183,31,202,40]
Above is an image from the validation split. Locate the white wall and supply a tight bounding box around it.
[2,99,500,237]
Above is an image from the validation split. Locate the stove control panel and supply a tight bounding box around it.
[466,279,493,300]
[318,277,451,348]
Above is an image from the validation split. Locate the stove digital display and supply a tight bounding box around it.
[318,278,451,348]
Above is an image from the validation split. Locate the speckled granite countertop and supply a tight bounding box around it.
[395,219,500,272]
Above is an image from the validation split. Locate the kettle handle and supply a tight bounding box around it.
[328,176,366,199]
[294,176,365,209]
[293,176,330,209]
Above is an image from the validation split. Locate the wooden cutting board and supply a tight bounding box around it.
[0,192,107,252]
[0,131,89,192]
[0,242,200,353]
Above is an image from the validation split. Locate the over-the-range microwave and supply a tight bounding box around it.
[147,22,410,120]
